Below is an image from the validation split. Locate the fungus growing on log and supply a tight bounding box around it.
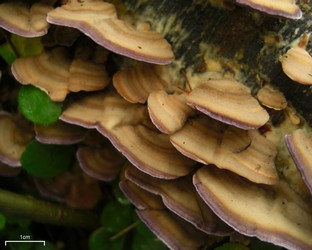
[113,63,168,103]
[147,91,195,134]
[186,79,270,129]
[125,164,233,235]
[257,84,287,110]
[193,166,312,250]
[0,2,52,37]
[60,91,195,179]
[119,176,218,249]
[235,0,302,19]
[170,116,278,185]
[77,143,125,181]
[285,129,312,194]
[280,47,312,85]
[34,121,87,145]
[0,112,33,167]
[11,48,110,101]
[46,0,174,64]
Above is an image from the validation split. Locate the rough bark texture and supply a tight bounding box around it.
[120,0,312,125]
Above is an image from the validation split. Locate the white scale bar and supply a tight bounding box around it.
[5,240,45,246]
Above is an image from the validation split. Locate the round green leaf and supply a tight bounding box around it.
[100,201,133,233]
[18,85,62,125]
[21,140,74,178]
[89,227,125,250]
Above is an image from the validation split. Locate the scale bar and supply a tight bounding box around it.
[5,240,45,246]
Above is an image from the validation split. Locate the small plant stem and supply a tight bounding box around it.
[110,220,141,241]
[0,188,99,229]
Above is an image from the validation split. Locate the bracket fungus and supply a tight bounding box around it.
[46,0,174,64]
[147,90,195,134]
[285,129,312,194]
[34,120,87,145]
[11,48,110,101]
[193,166,312,250]
[0,2,52,37]
[113,63,168,103]
[76,143,125,181]
[280,47,312,85]
[186,79,270,130]
[125,164,233,236]
[60,90,195,179]
[119,176,218,250]
[235,0,302,19]
[256,84,287,111]
[0,112,33,167]
[35,167,103,209]
[170,116,278,185]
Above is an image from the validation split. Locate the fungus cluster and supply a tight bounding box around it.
[0,0,311,249]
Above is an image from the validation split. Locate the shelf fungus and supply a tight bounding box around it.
[256,84,287,111]
[170,116,278,185]
[235,0,302,19]
[0,2,52,37]
[113,63,168,104]
[46,0,174,64]
[119,176,218,250]
[11,48,110,101]
[35,166,102,209]
[186,79,270,130]
[280,47,312,85]
[0,112,33,167]
[148,91,196,134]
[76,143,125,181]
[34,120,87,145]
[60,91,196,179]
[193,166,312,250]
[285,129,312,194]
[125,164,233,236]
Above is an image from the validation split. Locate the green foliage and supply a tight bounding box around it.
[113,183,131,206]
[11,35,43,57]
[8,227,33,250]
[100,200,133,233]
[132,221,167,250]
[89,227,126,250]
[0,43,16,64]
[0,34,43,65]
[21,140,74,178]
[18,85,63,125]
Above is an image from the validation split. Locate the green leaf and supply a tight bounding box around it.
[89,227,125,250]
[132,222,168,250]
[0,43,16,64]
[214,242,249,250]
[18,85,62,125]
[11,34,43,57]
[100,201,133,233]
[0,213,5,231]
[113,182,131,205]
[21,140,74,178]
